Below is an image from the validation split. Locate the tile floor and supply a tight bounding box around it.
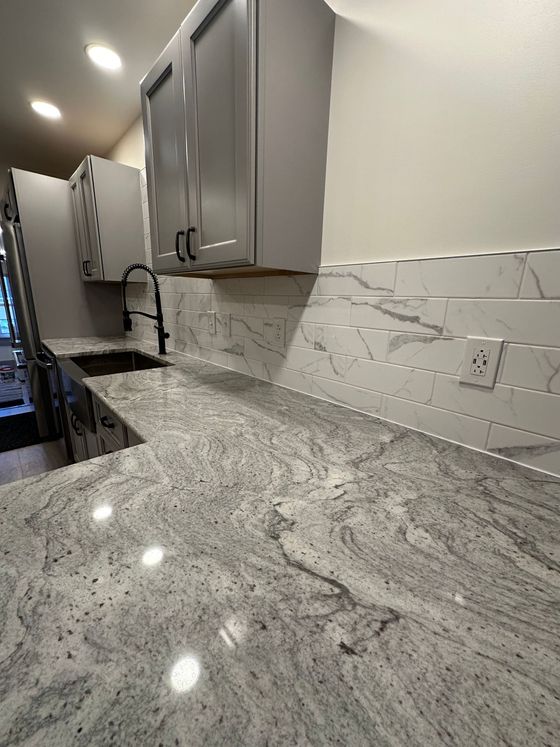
[0,440,69,486]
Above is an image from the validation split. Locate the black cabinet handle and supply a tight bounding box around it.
[175,230,186,263]
[71,413,82,436]
[100,415,115,430]
[186,226,197,261]
[82,259,92,277]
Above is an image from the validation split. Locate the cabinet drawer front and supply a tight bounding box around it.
[141,31,190,275]
[94,398,127,450]
[181,0,256,269]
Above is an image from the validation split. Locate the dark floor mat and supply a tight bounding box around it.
[0,411,41,453]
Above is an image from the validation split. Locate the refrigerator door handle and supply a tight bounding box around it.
[35,351,54,370]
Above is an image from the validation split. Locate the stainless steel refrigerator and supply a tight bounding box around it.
[0,168,123,440]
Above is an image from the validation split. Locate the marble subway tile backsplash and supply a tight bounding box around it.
[134,180,560,475]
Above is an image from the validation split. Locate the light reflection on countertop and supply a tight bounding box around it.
[169,655,201,693]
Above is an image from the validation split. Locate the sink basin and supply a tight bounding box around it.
[69,351,170,377]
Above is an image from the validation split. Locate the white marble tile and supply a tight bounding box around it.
[351,298,447,335]
[228,355,265,380]
[381,397,490,450]
[311,378,383,416]
[286,322,314,349]
[262,364,313,394]
[175,310,211,331]
[445,300,560,346]
[291,296,352,326]
[500,345,560,394]
[178,293,213,313]
[231,316,264,341]
[212,294,246,316]
[386,333,464,374]
[345,358,435,403]
[214,277,266,295]
[520,250,560,299]
[204,333,245,356]
[176,342,229,368]
[316,263,396,297]
[285,348,351,380]
[432,374,560,440]
[245,295,302,320]
[245,338,287,367]
[264,275,317,296]
[487,424,560,475]
[395,254,525,298]
[314,325,388,361]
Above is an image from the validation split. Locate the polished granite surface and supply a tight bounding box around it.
[1,337,559,745]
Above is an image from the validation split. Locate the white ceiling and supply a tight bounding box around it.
[0,0,197,192]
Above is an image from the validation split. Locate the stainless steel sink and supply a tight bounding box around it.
[59,350,171,432]
[69,351,169,377]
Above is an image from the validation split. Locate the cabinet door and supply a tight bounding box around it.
[69,176,90,279]
[181,0,255,269]
[141,31,190,274]
[70,160,104,281]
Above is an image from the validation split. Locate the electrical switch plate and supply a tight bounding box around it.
[208,311,216,335]
[217,313,230,338]
[264,318,286,347]
[459,337,503,388]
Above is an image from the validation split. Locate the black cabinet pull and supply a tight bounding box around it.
[186,226,197,261]
[100,415,115,430]
[82,259,92,277]
[71,413,82,436]
[175,230,186,262]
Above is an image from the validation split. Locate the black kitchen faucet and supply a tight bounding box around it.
[121,263,169,355]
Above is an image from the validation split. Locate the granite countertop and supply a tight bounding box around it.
[1,336,559,746]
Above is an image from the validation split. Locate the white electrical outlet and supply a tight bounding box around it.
[264,318,286,347]
[217,313,231,338]
[459,337,504,388]
[208,311,216,335]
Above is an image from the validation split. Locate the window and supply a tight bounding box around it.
[0,236,18,342]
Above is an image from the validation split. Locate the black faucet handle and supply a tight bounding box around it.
[123,311,132,332]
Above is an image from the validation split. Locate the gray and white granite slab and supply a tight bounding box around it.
[1,336,559,745]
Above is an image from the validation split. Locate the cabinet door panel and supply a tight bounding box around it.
[182,0,255,269]
[69,178,89,278]
[141,32,190,274]
[75,160,103,281]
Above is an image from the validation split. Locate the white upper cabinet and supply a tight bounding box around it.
[141,0,335,278]
[69,156,145,283]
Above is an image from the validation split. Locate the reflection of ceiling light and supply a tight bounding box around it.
[170,656,200,693]
[92,504,112,521]
[86,44,122,71]
[31,101,61,119]
[142,546,164,566]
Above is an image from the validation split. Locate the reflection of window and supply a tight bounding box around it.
[0,278,15,338]
[1,232,17,341]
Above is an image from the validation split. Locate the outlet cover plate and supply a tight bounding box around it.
[459,337,504,388]
[264,318,286,347]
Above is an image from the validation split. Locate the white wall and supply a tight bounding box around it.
[322,0,560,265]
[107,117,145,169]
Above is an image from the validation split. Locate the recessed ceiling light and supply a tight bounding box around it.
[30,101,62,119]
[86,44,122,71]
